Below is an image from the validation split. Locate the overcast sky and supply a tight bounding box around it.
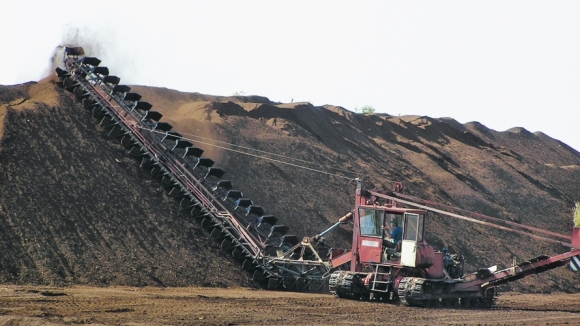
[1,1,579,152]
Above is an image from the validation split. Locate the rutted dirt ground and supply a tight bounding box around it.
[0,286,579,325]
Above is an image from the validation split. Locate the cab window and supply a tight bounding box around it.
[403,213,424,242]
[359,209,384,237]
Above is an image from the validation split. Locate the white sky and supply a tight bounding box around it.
[1,1,579,152]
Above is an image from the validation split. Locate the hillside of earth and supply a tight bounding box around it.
[0,79,255,288]
[0,77,579,293]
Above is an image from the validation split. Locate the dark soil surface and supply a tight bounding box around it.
[0,80,254,288]
[0,285,579,325]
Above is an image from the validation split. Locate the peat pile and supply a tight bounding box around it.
[0,79,254,287]
[0,78,579,293]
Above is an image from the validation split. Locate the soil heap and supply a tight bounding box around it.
[0,77,579,293]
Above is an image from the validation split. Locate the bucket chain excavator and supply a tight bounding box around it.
[55,47,331,292]
[55,47,580,307]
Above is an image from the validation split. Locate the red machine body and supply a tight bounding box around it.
[328,180,580,307]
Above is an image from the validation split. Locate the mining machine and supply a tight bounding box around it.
[55,47,332,292]
[54,47,580,307]
[327,179,580,307]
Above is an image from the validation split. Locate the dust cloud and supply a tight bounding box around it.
[45,26,137,83]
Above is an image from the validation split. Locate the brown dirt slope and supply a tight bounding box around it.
[0,80,254,288]
[0,78,579,294]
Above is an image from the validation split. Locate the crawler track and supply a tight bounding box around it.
[397,277,496,308]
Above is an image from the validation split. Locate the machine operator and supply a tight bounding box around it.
[390,219,403,245]
[383,219,403,252]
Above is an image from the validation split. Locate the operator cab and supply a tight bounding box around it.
[356,206,431,267]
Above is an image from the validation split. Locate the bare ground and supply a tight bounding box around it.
[0,286,578,325]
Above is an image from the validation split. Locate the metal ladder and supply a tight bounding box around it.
[371,264,392,293]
